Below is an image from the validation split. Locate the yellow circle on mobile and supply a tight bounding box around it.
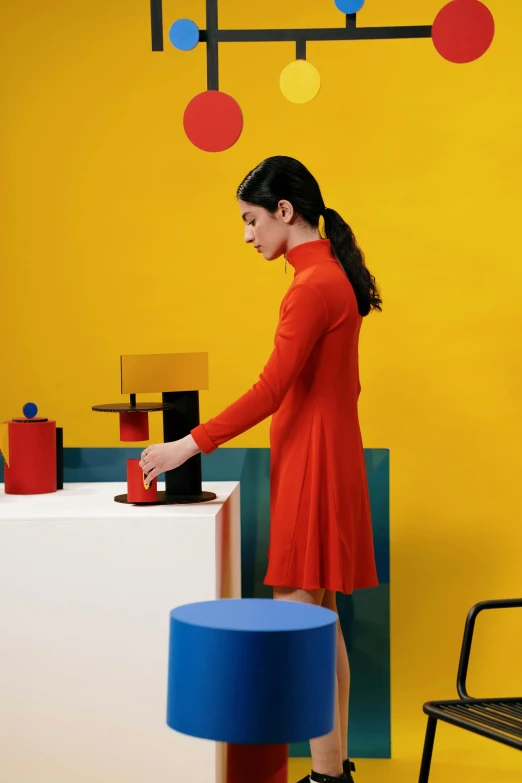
[280,59,321,104]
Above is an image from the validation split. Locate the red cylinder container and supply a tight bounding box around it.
[4,418,57,495]
[119,411,149,442]
[127,458,158,503]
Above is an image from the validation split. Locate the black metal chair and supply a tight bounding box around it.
[419,598,522,783]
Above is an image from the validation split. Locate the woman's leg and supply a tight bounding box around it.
[273,587,344,778]
[322,591,350,762]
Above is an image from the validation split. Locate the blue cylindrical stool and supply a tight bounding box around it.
[166,598,338,783]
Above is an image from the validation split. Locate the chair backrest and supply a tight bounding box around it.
[457,598,522,699]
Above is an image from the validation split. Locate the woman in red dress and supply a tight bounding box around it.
[141,157,381,783]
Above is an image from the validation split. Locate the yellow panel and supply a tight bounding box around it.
[0,422,9,467]
[120,353,209,394]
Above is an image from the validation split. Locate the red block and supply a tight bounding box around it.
[4,419,57,495]
[119,411,149,442]
[127,458,158,503]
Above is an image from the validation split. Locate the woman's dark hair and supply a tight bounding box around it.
[237,156,381,316]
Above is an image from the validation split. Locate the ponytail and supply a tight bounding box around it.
[323,208,382,317]
[236,156,382,316]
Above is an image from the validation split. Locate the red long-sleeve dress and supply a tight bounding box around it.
[191,239,378,595]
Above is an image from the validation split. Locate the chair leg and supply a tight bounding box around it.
[418,717,437,783]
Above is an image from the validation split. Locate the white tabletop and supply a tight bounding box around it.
[0,481,239,520]
[0,479,241,783]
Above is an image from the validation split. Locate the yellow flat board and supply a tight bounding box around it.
[120,353,209,394]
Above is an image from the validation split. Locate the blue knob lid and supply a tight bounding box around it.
[23,402,38,419]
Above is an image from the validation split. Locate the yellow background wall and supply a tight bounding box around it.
[2,0,522,769]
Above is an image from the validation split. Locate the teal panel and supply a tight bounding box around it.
[290,584,390,758]
[0,446,390,758]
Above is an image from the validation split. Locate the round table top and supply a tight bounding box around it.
[171,598,337,632]
[92,402,176,412]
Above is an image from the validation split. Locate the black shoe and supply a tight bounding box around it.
[296,761,355,783]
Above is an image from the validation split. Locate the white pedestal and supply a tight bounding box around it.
[0,481,241,783]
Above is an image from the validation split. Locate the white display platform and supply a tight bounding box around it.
[0,481,241,783]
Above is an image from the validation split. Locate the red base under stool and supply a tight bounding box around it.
[227,743,288,783]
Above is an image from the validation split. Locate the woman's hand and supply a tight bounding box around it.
[139,435,200,484]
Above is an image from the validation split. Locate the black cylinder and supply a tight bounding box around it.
[56,427,64,490]
[162,391,202,498]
